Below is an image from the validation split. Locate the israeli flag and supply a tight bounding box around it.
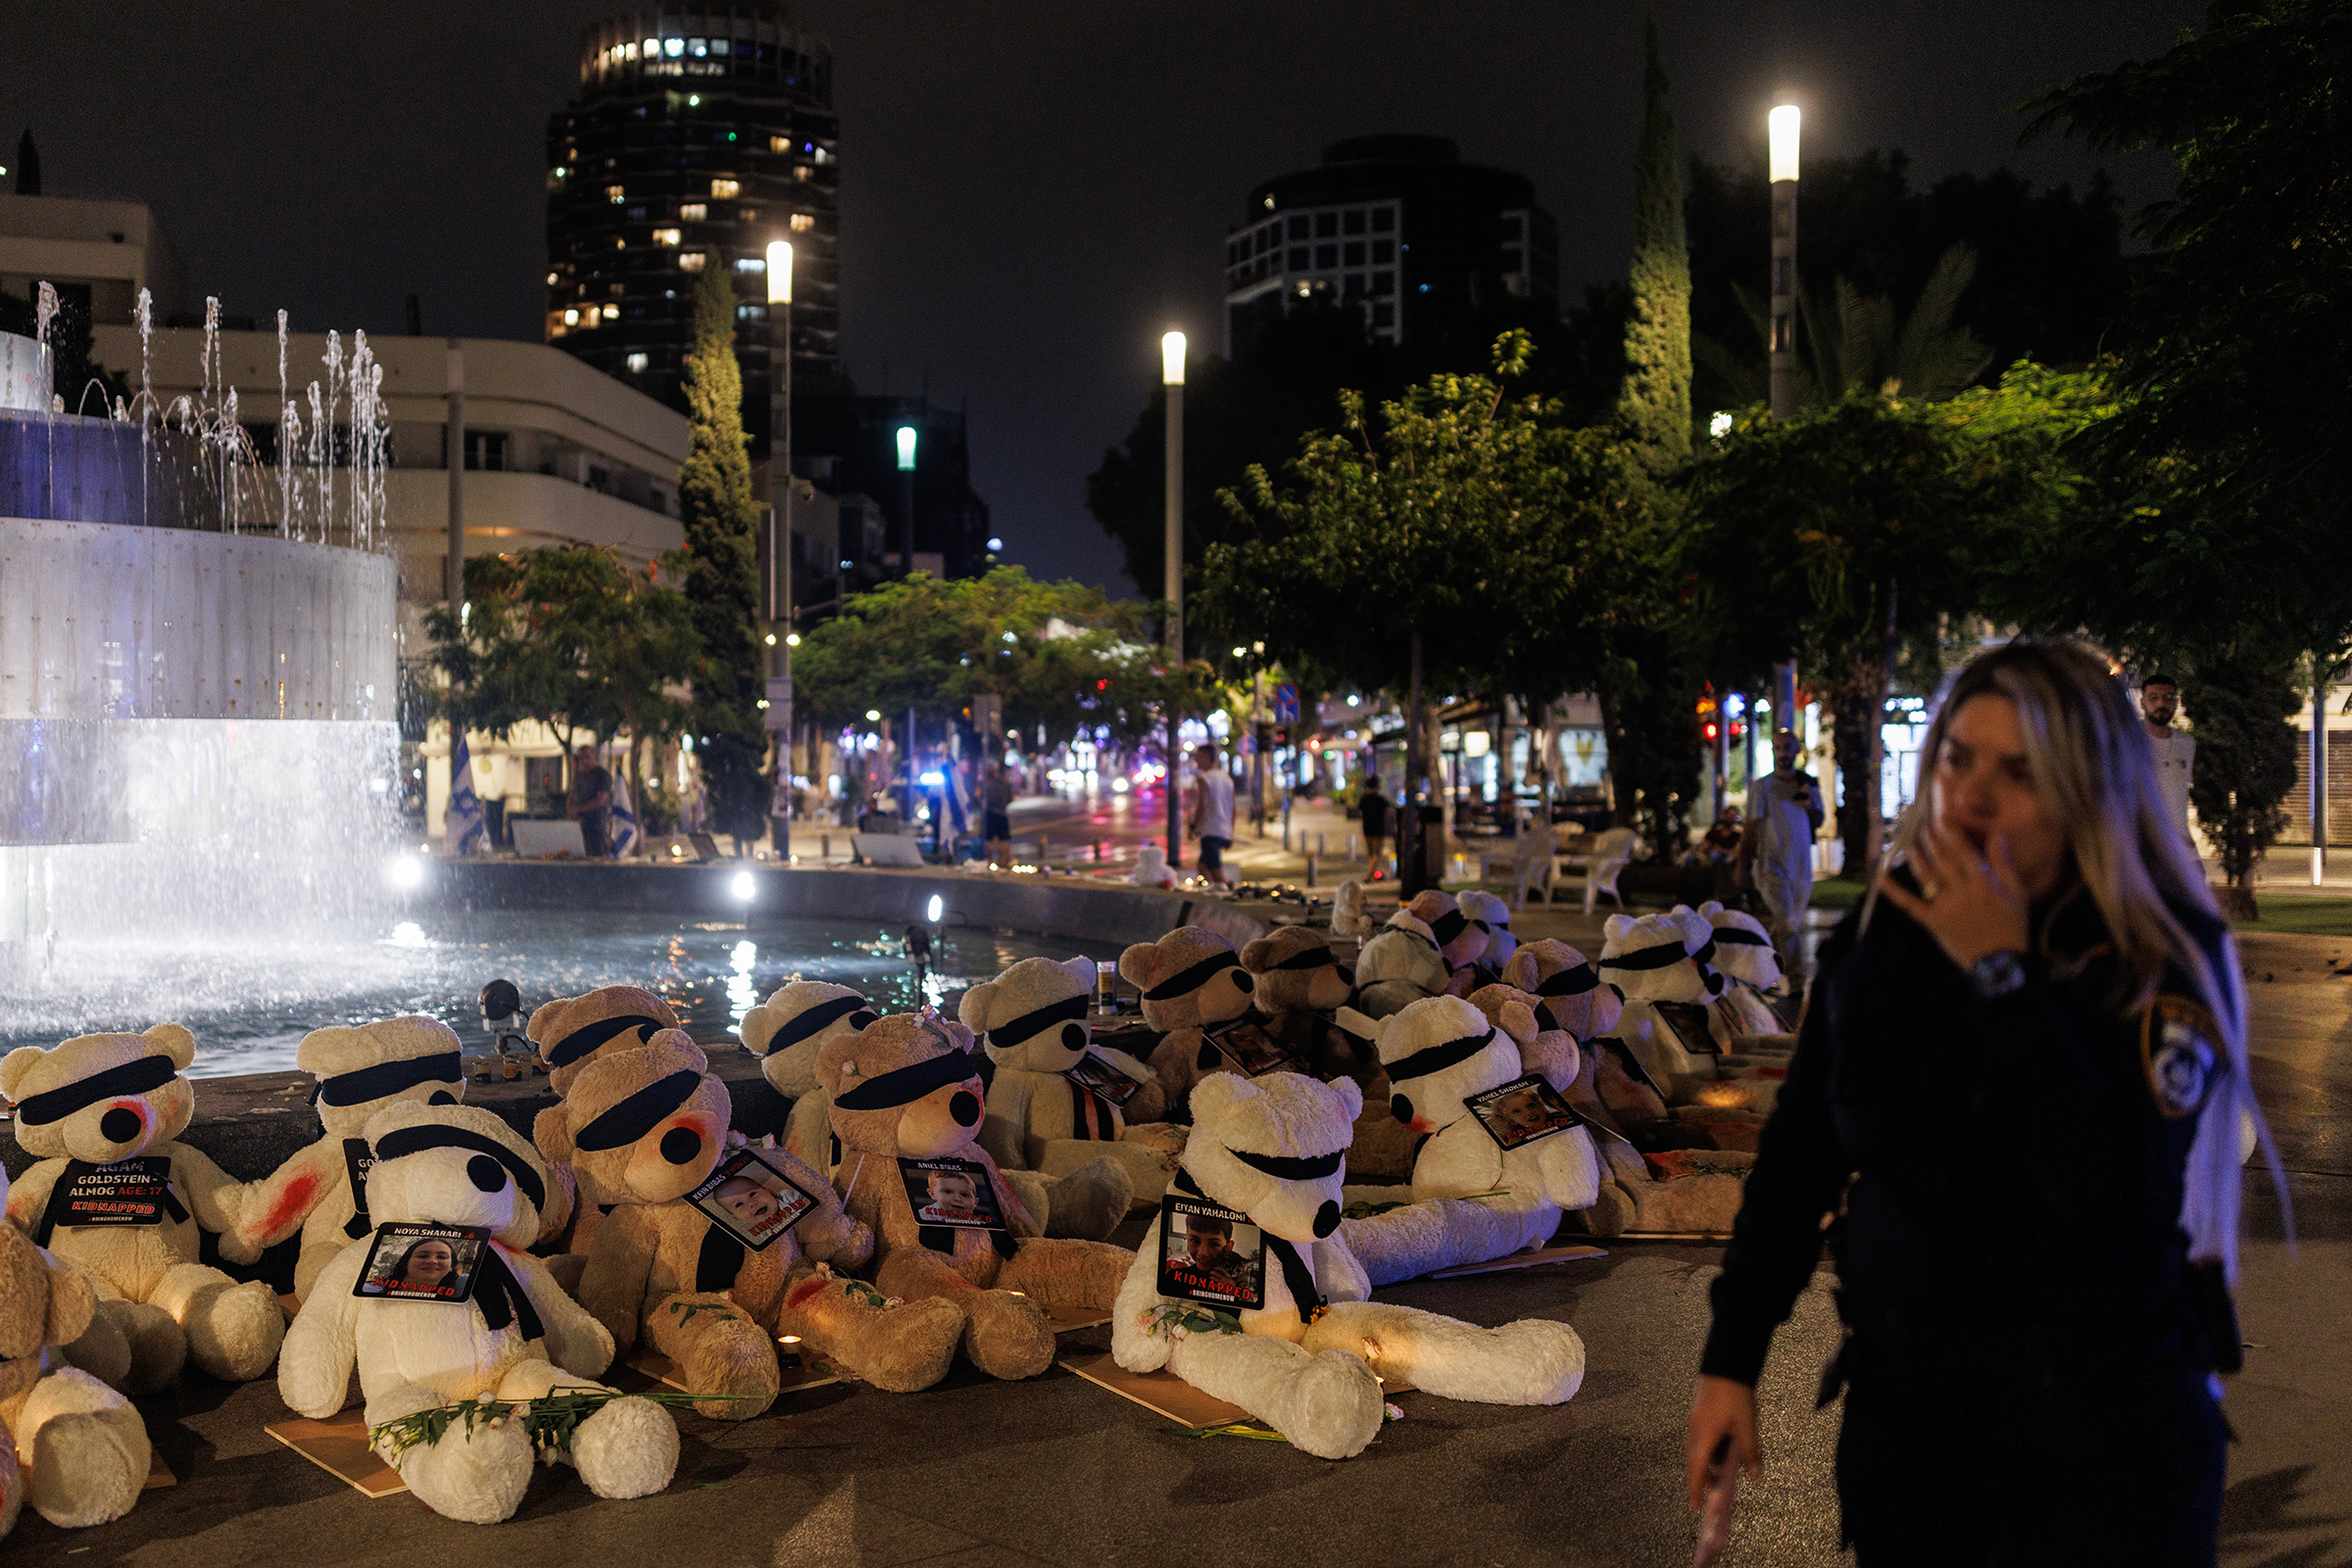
[445,732,486,857]
[609,764,641,858]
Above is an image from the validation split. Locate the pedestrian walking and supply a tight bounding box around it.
[566,744,613,858]
[1739,729,1823,992]
[1356,777,1392,880]
[1688,640,2274,1568]
[1189,743,1238,887]
[982,759,1016,867]
[2141,673,2197,845]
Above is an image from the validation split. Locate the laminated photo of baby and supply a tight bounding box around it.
[688,1148,819,1250]
[897,1156,1005,1230]
[1465,1074,1583,1151]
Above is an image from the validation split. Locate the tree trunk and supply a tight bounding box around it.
[1830,655,1887,880]
[1401,628,1427,894]
[1598,689,1631,827]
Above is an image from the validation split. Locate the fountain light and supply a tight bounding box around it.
[730,870,757,902]
[386,856,425,890]
[926,894,945,924]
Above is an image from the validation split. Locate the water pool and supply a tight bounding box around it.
[1,908,1119,1077]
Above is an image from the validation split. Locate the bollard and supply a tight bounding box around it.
[1094,838,1102,862]
[1349,833,1360,861]
[1318,831,1326,858]
[1305,853,1317,887]
[820,832,832,860]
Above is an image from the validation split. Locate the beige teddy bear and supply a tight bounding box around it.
[739,980,876,1172]
[1122,927,1261,1118]
[2,1025,283,1390]
[221,1015,472,1304]
[0,1164,151,1535]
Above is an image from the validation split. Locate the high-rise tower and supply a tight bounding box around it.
[545,6,839,461]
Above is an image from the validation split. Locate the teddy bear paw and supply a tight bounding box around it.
[566,1394,679,1500]
[25,1403,149,1529]
[390,1409,536,1525]
[1041,1158,1132,1241]
[182,1279,287,1383]
[1267,1349,1387,1460]
[97,1299,185,1395]
[958,1289,1054,1381]
[682,1317,781,1420]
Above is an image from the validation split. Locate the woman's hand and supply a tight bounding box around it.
[1686,1374,1761,1509]
[1880,819,2031,972]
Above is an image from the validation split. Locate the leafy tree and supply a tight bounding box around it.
[1617,19,1692,472]
[2180,641,2304,919]
[1203,332,1642,889]
[676,267,766,841]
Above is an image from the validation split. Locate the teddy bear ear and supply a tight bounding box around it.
[1187,1068,1251,1124]
[1062,956,1096,992]
[526,997,564,1040]
[1604,913,1636,941]
[956,982,996,1031]
[1118,943,1156,988]
[739,1003,776,1054]
[0,1045,48,1102]
[534,1102,575,1163]
[1328,1073,1363,1123]
[1499,1000,1539,1042]
[144,1023,196,1071]
[1698,901,1723,917]
[1239,936,1270,970]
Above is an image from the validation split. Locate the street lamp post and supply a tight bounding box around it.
[765,240,794,861]
[1767,104,1801,749]
[895,422,918,828]
[1161,330,1186,870]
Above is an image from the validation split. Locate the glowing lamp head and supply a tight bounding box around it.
[1160,331,1187,386]
[731,870,757,902]
[895,426,917,471]
[387,856,424,890]
[1769,105,1801,183]
[926,894,944,924]
[765,240,793,304]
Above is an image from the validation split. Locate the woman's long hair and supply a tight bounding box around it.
[1866,638,2283,1282]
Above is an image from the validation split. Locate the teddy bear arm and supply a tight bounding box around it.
[1310,1234,1373,1306]
[230,1137,347,1257]
[38,1249,99,1347]
[1107,1219,1174,1372]
[5,1160,66,1232]
[976,1075,1031,1171]
[577,1206,657,1351]
[167,1144,247,1236]
[1412,1121,1505,1200]
[278,1242,370,1417]
[783,1090,835,1172]
[510,1248,616,1379]
[536,1160,579,1250]
[1528,1126,1602,1210]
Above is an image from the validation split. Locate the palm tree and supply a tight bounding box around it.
[1695,242,1993,411]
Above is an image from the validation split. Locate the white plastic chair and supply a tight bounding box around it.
[1557,826,1638,913]
[1502,821,1558,909]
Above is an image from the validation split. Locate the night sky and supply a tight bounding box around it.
[6,1,2198,595]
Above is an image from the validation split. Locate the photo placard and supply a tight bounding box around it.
[1064,1052,1144,1107]
[1653,1002,1722,1057]
[1463,1074,1586,1152]
[52,1156,176,1228]
[1596,1037,1666,1098]
[687,1147,819,1250]
[354,1223,490,1303]
[1204,1019,1295,1077]
[897,1156,1006,1231]
[1154,1194,1265,1311]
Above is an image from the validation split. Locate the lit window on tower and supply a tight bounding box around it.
[678,252,707,272]
[626,352,649,372]
[680,203,708,220]
[606,185,625,204]
[711,177,740,198]
[653,227,681,245]
[789,213,813,232]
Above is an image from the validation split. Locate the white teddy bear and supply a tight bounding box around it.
[222,1015,470,1305]
[1339,996,1601,1285]
[1109,1071,1586,1460]
[1350,910,1450,1018]
[1,1025,283,1391]
[739,980,876,1172]
[277,1101,678,1525]
[1594,912,1728,1099]
[961,956,1183,1203]
[1688,902,1796,1041]
[1454,890,1519,971]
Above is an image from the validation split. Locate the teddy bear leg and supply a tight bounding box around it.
[0,1425,19,1541]
[1035,1155,1133,1241]
[86,1294,183,1396]
[151,1262,285,1383]
[14,1368,149,1529]
[494,1363,678,1501]
[1165,1332,1386,1460]
[366,1381,535,1525]
[1305,1300,1585,1407]
[641,1292,780,1420]
[873,1251,1054,1380]
[1338,1197,1559,1288]
[998,1238,1134,1319]
[1575,1180,1637,1237]
[56,1298,132,1394]
[1061,1133,1178,1205]
[774,1271,965,1394]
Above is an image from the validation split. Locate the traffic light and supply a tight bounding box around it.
[1696,691,1720,743]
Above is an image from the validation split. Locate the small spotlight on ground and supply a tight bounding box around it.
[387,856,425,890]
[926,894,944,924]
[731,870,757,901]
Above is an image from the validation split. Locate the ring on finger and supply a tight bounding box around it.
[1920,879,1942,902]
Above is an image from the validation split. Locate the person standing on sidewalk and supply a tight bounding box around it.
[2141,674,2197,845]
[981,760,1016,868]
[1739,729,1823,992]
[566,744,613,858]
[1189,743,1238,887]
[1356,777,1393,880]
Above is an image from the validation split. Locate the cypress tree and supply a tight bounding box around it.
[1617,20,1692,471]
[677,267,768,841]
[679,266,761,737]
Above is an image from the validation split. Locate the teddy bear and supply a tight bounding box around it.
[1329,877,1373,939]
[1,1025,283,1391]
[1238,925,1374,1087]
[548,1029,968,1409]
[958,956,1182,1216]
[526,986,684,1250]
[220,1015,471,1305]
[1121,927,1260,1119]
[1108,1070,1587,1460]
[1687,902,1798,1042]
[1337,996,1600,1285]
[818,1013,1134,1381]
[0,1165,151,1535]
[1350,908,1451,1019]
[1493,938,1666,1139]
[739,980,874,1172]
[1601,911,1787,1118]
[1455,889,1519,973]
[276,1100,678,1525]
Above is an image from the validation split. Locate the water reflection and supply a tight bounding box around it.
[0,908,1115,1076]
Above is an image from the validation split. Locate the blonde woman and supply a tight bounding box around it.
[1687,640,2276,1567]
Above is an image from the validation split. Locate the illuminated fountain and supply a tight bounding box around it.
[0,289,402,1053]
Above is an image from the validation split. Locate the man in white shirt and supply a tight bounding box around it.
[2141,674,2196,842]
[1739,730,1824,994]
[1188,744,1238,886]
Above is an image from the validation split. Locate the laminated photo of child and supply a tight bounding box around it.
[1157,1204,1264,1308]
[688,1148,818,1249]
